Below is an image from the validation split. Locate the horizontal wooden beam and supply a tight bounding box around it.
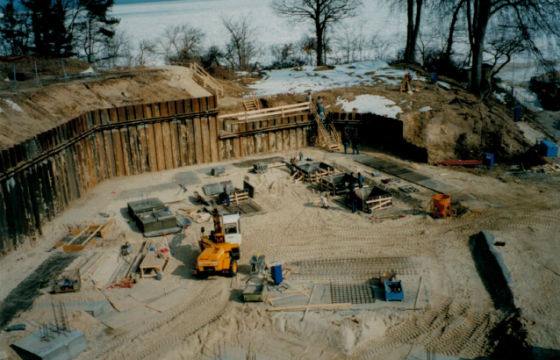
[219,121,313,140]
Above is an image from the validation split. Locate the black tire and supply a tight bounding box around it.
[225,260,237,277]
[196,272,208,280]
[231,247,240,260]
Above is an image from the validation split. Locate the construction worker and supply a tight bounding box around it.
[290,156,298,175]
[358,172,364,188]
[351,132,360,154]
[320,191,329,209]
[348,172,356,192]
[342,132,350,154]
[223,184,231,206]
[319,106,325,122]
[317,96,323,108]
[307,91,312,104]
[400,72,413,94]
[349,189,358,213]
[325,113,332,131]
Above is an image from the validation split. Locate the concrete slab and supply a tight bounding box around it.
[146,288,189,312]
[101,306,157,329]
[129,283,179,303]
[12,327,86,360]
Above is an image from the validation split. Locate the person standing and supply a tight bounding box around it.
[352,132,360,154]
[348,172,356,192]
[317,96,323,108]
[223,183,232,206]
[319,106,325,122]
[342,132,350,154]
[320,191,329,209]
[307,91,312,104]
[325,113,332,131]
[349,189,358,213]
[358,172,364,188]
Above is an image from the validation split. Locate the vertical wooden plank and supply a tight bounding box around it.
[176,100,184,115]
[168,101,176,116]
[109,108,118,123]
[170,121,180,168]
[240,137,247,158]
[161,121,173,170]
[104,130,116,178]
[118,107,127,122]
[126,105,136,120]
[200,97,208,112]
[135,104,144,119]
[209,116,219,163]
[120,128,131,176]
[201,117,211,164]
[152,104,161,118]
[232,138,240,159]
[192,98,200,113]
[269,132,276,152]
[129,126,139,175]
[96,132,107,181]
[154,122,166,171]
[160,102,169,117]
[112,129,124,176]
[184,99,192,113]
[179,121,188,167]
[193,117,203,164]
[276,130,283,151]
[137,125,148,173]
[186,119,195,166]
[144,104,153,119]
[147,123,158,172]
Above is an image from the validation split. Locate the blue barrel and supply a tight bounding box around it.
[430,73,438,83]
[271,265,283,285]
[514,106,522,122]
[483,153,494,167]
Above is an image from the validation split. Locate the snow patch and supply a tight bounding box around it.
[0,107,3,113]
[438,81,451,90]
[4,77,9,82]
[81,67,95,74]
[494,92,507,104]
[419,106,432,113]
[249,60,420,96]
[336,95,402,118]
[2,99,24,113]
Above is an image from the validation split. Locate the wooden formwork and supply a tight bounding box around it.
[293,162,335,183]
[320,173,350,196]
[355,186,393,213]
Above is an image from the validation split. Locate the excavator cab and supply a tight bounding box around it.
[192,208,241,279]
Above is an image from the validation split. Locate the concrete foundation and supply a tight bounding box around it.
[12,327,86,360]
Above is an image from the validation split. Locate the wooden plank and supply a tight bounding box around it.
[201,117,211,164]
[240,137,246,158]
[147,123,158,172]
[176,100,184,114]
[117,107,127,122]
[143,104,153,119]
[152,103,161,118]
[290,128,297,150]
[276,130,283,151]
[283,129,290,151]
[168,101,176,116]
[104,130,116,178]
[269,131,276,152]
[153,123,165,171]
[135,104,144,119]
[186,119,195,166]
[96,132,107,181]
[112,129,124,177]
[209,116,219,163]
[161,121,173,170]
[159,102,169,117]
[267,303,351,312]
[129,126,140,175]
[170,121,180,168]
[109,108,119,123]
[232,138,240,159]
[137,125,148,173]
[126,105,136,120]
[193,117,203,164]
[179,121,188,167]
[120,128,131,176]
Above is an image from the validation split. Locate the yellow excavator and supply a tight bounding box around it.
[191,208,241,279]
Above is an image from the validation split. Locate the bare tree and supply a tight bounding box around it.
[159,24,204,65]
[402,0,424,63]
[272,0,362,66]
[485,29,526,79]
[465,0,560,95]
[335,25,368,63]
[98,30,131,68]
[136,39,156,66]
[221,15,262,71]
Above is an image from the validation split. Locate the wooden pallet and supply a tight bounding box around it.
[139,251,171,279]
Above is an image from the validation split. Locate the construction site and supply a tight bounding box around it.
[0,60,559,360]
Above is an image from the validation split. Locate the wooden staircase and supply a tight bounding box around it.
[244,91,260,111]
[189,62,224,98]
[311,107,341,152]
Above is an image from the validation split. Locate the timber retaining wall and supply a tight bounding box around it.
[0,96,312,255]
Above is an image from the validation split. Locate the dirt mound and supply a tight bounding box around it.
[0,66,209,149]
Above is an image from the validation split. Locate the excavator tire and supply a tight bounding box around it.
[196,272,209,280]
[226,260,237,277]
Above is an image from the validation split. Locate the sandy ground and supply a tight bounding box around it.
[0,147,558,360]
[0,66,210,150]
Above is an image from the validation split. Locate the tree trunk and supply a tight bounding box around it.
[403,0,414,62]
[316,21,324,66]
[409,0,423,63]
[471,0,492,95]
[444,0,465,62]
